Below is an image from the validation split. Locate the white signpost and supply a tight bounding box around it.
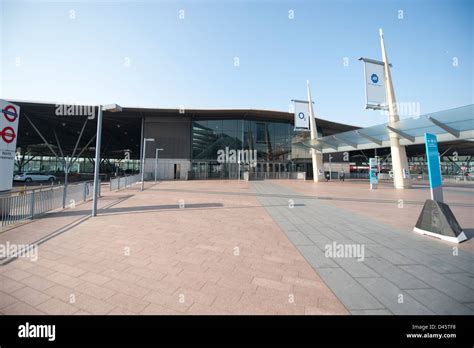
[0,100,20,192]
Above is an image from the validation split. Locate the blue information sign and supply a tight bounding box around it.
[424,133,443,201]
[369,158,378,189]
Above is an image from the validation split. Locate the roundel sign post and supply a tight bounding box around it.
[0,100,20,192]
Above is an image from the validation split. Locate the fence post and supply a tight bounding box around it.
[83,183,87,202]
[62,184,67,209]
[30,190,35,219]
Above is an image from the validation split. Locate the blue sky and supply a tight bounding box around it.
[0,0,472,126]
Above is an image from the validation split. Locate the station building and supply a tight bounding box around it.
[10,101,474,182]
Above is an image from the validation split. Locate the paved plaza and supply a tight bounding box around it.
[0,179,473,315]
[253,181,474,315]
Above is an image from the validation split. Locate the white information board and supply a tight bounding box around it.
[0,100,20,192]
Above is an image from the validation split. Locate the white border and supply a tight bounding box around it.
[413,227,467,244]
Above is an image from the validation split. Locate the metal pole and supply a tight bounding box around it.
[63,157,69,208]
[379,29,411,189]
[329,155,332,181]
[155,148,158,183]
[30,190,35,219]
[92,106,103,217]
[141,139,146,191]
[307,81,324,182]
[139,116,144,161]
[375,148,379,173]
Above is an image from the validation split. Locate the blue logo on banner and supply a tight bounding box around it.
[298,112,305,120]
[370,74,379,84]
[425,133,442,189]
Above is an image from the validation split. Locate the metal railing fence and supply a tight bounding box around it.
[247,171,307,180]
[109,174,142,191]
[0,181,97,229]
[349,172,473,184]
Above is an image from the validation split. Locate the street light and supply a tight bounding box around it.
[329,154,333,181]
[155,148,164,182]
[92,103,122,217]
[141,138,155,191]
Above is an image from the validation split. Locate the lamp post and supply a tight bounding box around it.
[238,160,241,181]
[92,104,122,217]
[155,148,164,182]
[141,138,155,191]
[329,154,333,181]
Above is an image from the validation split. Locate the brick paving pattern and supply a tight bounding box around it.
[0,181,347,315]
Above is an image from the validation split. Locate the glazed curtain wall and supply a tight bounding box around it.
[192,119,296,162]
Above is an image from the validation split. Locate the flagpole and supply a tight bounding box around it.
[307,81,324,182]
[379,29,411,189]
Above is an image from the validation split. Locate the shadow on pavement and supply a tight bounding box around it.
[31,202,307,218]
[150,188,473,207]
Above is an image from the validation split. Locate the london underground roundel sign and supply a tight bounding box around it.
[0,126,16,143]
[3,104,18,122]
[0,99,20,192]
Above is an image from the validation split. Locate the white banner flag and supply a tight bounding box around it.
[294,101,310,131]
[362,59,387,109]
[0,100,20,191]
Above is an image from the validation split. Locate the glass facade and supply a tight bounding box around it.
[192,118,312,179]
[192,119,298,161]
[192,119,244,160]
[14,155,140,177]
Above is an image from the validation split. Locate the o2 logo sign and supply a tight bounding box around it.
[298,112,306,121]
[370,73,379,84]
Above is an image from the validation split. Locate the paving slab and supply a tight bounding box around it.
[405,288,474,315]
[363,257,429,290]
[316,268,385,311]
[443,273,474,290]
[351,309,392,315]
[298,246,339,269]
[356,277,433,315]
[252,181,474,315]
[400,265,474,303]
